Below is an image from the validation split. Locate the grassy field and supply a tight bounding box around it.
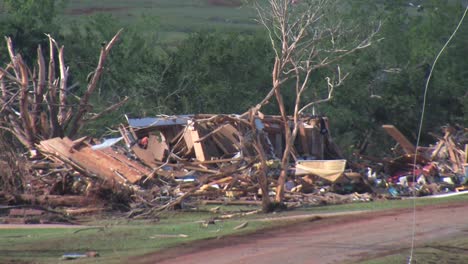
[0,0,259,45]
[0,208,270,264]
[63,0,259,44]
[1,194,468,264]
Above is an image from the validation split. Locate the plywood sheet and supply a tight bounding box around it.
[39,137,147,184]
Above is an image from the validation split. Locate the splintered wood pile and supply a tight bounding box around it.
[38,137,149,184]
[381,124,467,176]
[15,113,360,217]
[0,32,368,218]
[357,125,468,197]
[429,126,467,175]
[0,31,137,215]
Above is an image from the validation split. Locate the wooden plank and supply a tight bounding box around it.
[131,145,156,167]
[119,124,136,147]
[200,200,261,206]
[39,137,146,184]
[153,160,218,174]
[101,148,151,175]
[382,125,416,154]
[9,209,44,217]
[298,122,310,155]
[465,144,468,163]
[148,134,168,161]
[183,127,194,155]
[212,135,231,154]
[7,194,94,207]
[188,122,207,161]
[198,123,222,158]
[188,157,242,165]
[71,136,88,150]
[194,124,228,143]
[218,124,240,143]
[447,137,460,173]
[430,140,445,160]
[169,126,185,144]
[212,124,240,154]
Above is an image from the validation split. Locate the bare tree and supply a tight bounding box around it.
[251,0,380,204]
[0,30,127,155]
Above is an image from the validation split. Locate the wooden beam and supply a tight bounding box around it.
[382,125,416,154]
[298,122,310,155]
[148,134,168,161]
[465,144,468,164]
[188,122,207,161]
[39,137,147,184]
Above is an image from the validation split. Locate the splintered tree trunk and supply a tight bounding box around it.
[0,30,127,152]
[275,169,287,203]
[273,67,292,204]
[249,109,272,212]
[253,139,273,212]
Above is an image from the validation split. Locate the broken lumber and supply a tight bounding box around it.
[201,200,262,206]
[38,137,148,184]
[382,125,416,154]
[5,194,94,207]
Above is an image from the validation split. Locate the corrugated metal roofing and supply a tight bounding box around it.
[126,115,192,128]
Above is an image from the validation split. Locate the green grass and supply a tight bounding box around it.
[359,235,468,264]
[62,0,259,43]
[0,0,260,45]
[2,194,468,264]
[294,194,468,214]
[0,209,270,264]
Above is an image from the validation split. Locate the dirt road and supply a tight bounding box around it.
[134,202,468,264]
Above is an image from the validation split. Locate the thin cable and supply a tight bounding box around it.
[407,5,468,264]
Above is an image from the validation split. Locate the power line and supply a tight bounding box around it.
[407,4,468,264]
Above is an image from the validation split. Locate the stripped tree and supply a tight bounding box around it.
[250,0,380,204]
[0,30,128,155]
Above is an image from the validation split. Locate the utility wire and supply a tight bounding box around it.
[408,5,468,264]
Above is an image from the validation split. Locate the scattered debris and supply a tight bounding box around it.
[1,111,467,220]
[233,221,248,230]
[149,234,189,239]
[61,251,99,260]
[357,124,468,198]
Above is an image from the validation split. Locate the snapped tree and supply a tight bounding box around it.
[0,30,127,155]
[250,0,379,204]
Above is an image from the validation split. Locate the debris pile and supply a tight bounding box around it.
[359,125,468,197]
[0,31,466,218]
[2,107,467,220]
[2,110,467,219]
[4,113,374,216]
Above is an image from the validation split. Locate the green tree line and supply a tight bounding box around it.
[0,0,466,157]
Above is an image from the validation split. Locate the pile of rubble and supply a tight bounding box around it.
[1,111,467,220]
[359,125,468,197]
[1,114,369,215]
[3,110,468,219]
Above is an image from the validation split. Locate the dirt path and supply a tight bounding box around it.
[133,202,468,264]
[0,224,86,229]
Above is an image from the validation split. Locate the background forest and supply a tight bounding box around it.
[0,0,466,159]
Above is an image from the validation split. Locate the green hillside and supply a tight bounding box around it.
[66,0,258,43]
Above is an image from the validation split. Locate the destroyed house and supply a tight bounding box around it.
[120,114,342,167]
